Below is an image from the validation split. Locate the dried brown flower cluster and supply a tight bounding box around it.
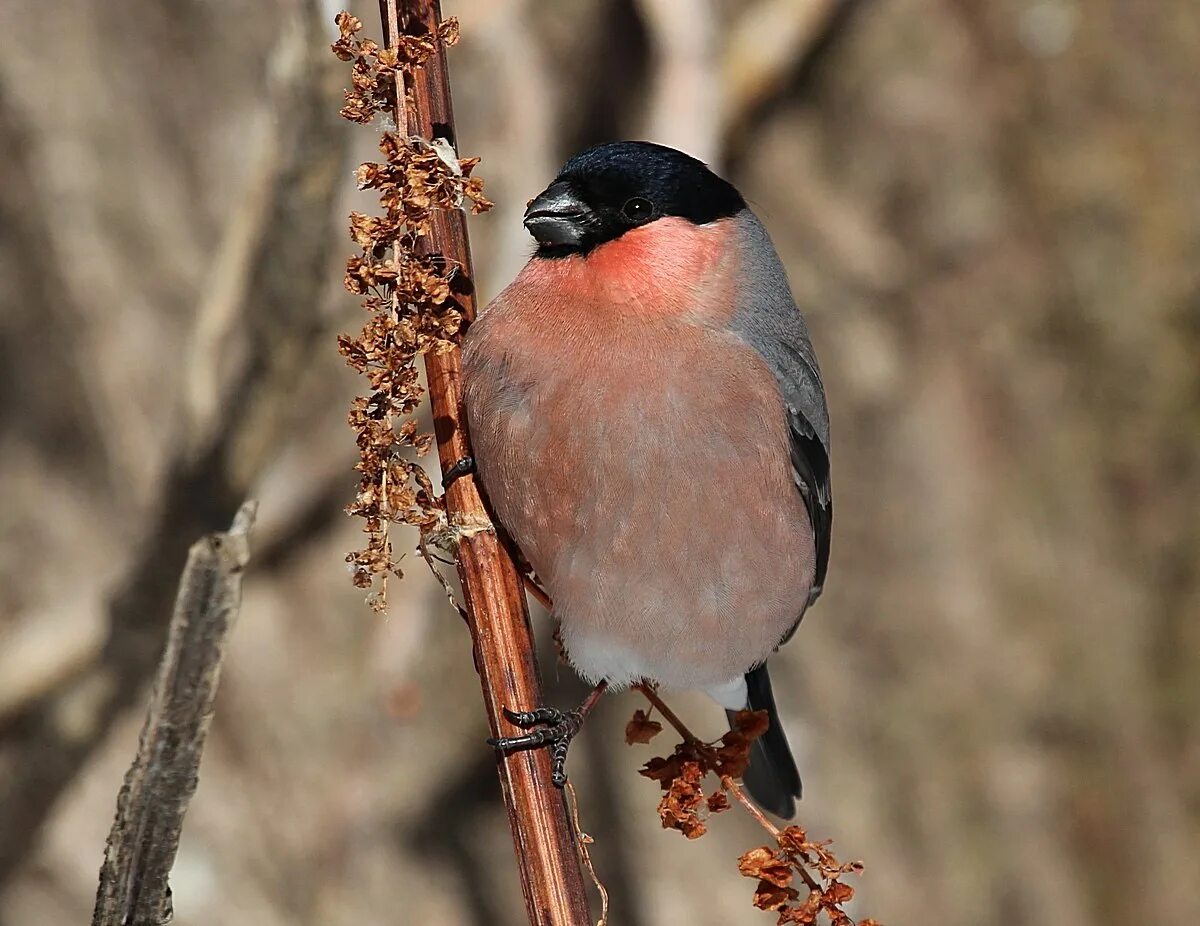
[332,12,460,124]
[737,831,879,926]
[633,709,768,839]
[629,701,882,926]
[332,11,493,610]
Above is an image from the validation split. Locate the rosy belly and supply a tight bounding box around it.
[463,318,815,691]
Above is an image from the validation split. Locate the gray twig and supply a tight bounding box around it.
[92,502,257,926]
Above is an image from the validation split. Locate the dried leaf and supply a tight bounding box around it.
[714,708,770,778]
[752,879,800,912]
[656,761,707,839]
[738,847,793,888]
[625,709,663,745]
[639,754,684,788]
[778,890,822,924]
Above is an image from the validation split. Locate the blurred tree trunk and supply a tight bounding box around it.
[735,1,1200,924]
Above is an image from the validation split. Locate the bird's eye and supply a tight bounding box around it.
[622,197,654,222]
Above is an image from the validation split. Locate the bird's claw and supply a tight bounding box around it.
[500,706,566,727]
[442,455,475,490]
[488,706,584,787]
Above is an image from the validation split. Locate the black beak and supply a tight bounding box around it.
[523,181,592,248]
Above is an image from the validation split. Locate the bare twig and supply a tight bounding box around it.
[523,574,553,611]
[636,684,700,745]
[374,3,592,922]
[720,0,846,137]
[93,502,257,926]
[721,775,821,893]
[418,533,470,622]
[565,781,610,926]
[636,0,721,161]
[723,774,778,835]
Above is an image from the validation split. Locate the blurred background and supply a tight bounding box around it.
[1,0,1198,923]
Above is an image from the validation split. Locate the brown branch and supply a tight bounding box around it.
[721,775,821,893]
[636,684,700,745]
[93,501,257,926]
[523,574,553,611]
[723,774,780,837]
[377,3,592,923]
[565,782,610,926]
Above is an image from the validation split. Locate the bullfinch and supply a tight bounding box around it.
[459,141,832,818]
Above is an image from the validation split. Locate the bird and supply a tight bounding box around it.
[458,141,831,818]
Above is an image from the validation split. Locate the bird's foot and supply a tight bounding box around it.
[487,682,607,787]
[488,706,584,787]
[442,455,475,490]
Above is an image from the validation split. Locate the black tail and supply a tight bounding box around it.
[725,664,801,818]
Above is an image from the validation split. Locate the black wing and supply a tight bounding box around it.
[788,402,832,605]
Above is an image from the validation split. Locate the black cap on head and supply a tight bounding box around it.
[523,141,745,257]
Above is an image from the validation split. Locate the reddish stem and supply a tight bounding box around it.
[377,3,591,924]
[636,683,701,745]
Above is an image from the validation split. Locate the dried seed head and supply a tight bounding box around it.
[631,705,883,925]
[332,11,492,611]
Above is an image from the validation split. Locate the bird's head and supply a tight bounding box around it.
[523,141,745,257]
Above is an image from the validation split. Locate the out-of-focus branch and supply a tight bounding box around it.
[92,502,256,926]
[378,2,592,923]
[636,0,721,162]
[720,0,846,129]
[0,0,345,884]
[0,75,116,492]
[253,470,354,574]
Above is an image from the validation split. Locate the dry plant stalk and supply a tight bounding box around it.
[332,10,485,608]
[632,687,883,926]
[332,4,591,924]
[93,502,256,926]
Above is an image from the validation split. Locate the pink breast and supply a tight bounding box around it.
[461,216,815,690]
